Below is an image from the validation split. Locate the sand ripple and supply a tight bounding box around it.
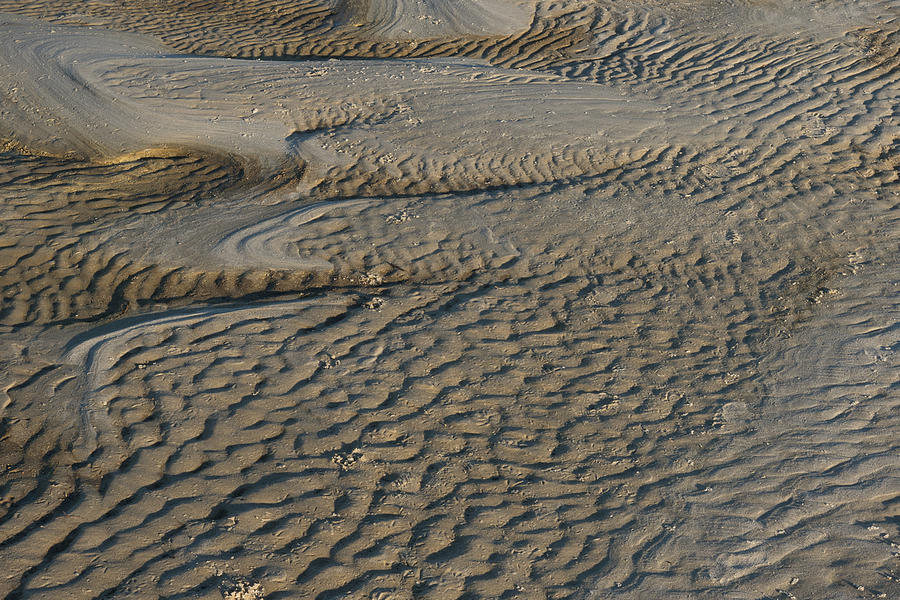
[0,1,898,599]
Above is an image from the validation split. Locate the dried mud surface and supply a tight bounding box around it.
[0,1,898,599]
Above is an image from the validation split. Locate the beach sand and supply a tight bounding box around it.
[0,1,898,598]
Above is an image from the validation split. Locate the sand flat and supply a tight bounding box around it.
[337,0,537,39]
[1,15,675,183]
[0,1,898,599]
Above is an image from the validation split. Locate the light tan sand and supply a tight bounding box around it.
[0,1,898,599]
[336,0,537,39]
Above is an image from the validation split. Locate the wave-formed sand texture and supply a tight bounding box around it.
[61,298,352,463]
[0,1,899,599]
[0,14,674,190]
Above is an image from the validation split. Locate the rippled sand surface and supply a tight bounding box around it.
[0,1,898,599]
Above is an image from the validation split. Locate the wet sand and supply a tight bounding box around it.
[0,1,898,598]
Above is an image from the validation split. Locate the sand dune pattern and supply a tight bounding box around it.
[0,1,899,599]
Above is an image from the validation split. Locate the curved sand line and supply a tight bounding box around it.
[61,297,350,457]
[211,199,372,269]
[337,0,536,39]
[0,13,678,190]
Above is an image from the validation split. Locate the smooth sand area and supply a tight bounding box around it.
[0,1,898,599]
[336,0,537,39]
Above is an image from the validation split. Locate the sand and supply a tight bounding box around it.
[0,0,898,598]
